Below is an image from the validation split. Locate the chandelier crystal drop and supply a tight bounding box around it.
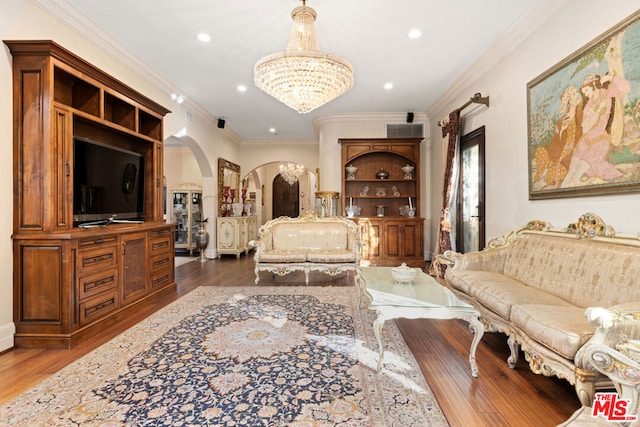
[279,163,305,185]
[254,0,354,114]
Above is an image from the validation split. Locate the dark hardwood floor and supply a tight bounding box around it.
[0,255,580,426]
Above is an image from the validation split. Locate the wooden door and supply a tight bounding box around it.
[456,127,486,253]
[272,175,299,218]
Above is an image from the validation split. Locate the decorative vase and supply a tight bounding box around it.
[376,167,389,179]
[195,219,209,263]
[345,164,357,180]
[232,202,244,217]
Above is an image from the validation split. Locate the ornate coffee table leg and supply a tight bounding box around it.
[373,312,386,371]
[467,311,485,377]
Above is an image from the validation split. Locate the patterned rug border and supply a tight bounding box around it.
[0,286,449,426]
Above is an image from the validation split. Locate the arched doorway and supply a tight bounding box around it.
[242,162,316,225]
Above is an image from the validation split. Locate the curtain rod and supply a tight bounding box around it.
[437,92,490,127]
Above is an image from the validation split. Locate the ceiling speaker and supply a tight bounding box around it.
[406,111,414,123]
[217,118,225,129]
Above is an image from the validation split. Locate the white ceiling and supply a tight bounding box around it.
[56,0,547,140]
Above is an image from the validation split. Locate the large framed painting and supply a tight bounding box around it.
[527,10,640,199]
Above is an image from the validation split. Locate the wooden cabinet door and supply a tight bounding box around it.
[358,219,382,264]
[121,232,148,305]
[382,220,403,261]
[402,220,423,260]
[53,107,73,229]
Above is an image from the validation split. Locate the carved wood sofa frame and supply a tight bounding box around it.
[249,214,362,285]
[441,213,640,407]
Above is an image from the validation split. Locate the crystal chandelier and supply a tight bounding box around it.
[279,163,305,185]
[254,0,354,114]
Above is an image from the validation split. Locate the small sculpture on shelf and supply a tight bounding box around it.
[376,167,389,179]
[402,164,415,179]
[360,185,370,196]
[376,205,386,217]
[375,187,386,196]
[345,164,357,180]
[392,185,400,196]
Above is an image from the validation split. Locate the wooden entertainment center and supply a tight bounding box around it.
[6,40,175,348]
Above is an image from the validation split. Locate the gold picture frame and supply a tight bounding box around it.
[527,10,640,199]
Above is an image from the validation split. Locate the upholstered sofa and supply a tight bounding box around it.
[248,214,362,285]
[441,213,640,407]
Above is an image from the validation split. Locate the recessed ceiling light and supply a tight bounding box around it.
[237,85,247,93]
[408,29,422,39]
[269,128,277,134]
[197,33,211,43]
[384,82,394,90]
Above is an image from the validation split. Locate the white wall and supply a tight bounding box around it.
[427,1,640,246]
[164,147,203,190]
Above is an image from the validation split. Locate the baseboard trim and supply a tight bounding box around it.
[0,322,16,352]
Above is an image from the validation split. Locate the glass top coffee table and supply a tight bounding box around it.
[359,266,484,376]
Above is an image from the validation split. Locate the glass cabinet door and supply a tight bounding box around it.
[190,192,202,246]
[173,192,189,245]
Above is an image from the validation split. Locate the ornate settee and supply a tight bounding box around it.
[248,214,362,285]
[442,213,640,407]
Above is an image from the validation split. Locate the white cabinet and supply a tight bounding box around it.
[217,216,257,258]
[169,184,203,254]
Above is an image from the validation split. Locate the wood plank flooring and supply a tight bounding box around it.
[0,255,581,426]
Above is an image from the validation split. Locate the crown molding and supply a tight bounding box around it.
[29,0,217,125]
[241,139,318,146]
[427,0,570,118]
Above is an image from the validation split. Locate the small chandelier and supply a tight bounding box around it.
[254,0,354,114]
[279,163,305,185]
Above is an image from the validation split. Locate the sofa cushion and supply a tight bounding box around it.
[510,304,595,359]
[306,250,356,263]
[446,270,511,295]
[502,234,640,308]
[473,280,573,320]
[447,270,572,320]
[258,250,307,263]
[272,222,348,251]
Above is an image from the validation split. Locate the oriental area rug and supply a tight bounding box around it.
[0,286,448,426]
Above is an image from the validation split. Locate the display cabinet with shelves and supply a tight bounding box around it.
[339,138,424,267]
[169,184,203,254]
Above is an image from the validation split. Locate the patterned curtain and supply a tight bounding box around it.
[430,109,461,276]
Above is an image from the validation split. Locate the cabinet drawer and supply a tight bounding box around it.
[150,228,172,239]
[79,290,118,326]
[78,245,118,273]
[151,268,173,289]
[78,267,118,300]
[78,235,118,249]
[150,234,172,255]
[150,253,172,273]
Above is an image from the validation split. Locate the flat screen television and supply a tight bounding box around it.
[73,136,145,225]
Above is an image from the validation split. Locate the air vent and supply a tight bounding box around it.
[386,123,424,138]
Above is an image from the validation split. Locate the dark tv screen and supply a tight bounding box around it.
[73,137,145,224]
